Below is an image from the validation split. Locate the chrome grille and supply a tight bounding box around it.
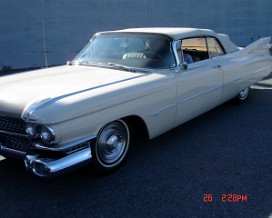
[0,116,26,134]
[0,134,34,153]
[0,116,35,153]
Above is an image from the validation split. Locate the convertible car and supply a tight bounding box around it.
[0,28,271,177]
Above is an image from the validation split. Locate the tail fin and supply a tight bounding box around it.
[239,37,272,56]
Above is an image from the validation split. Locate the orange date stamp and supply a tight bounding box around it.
[203,194,248,203]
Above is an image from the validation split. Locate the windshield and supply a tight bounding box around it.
[73,33,176,70]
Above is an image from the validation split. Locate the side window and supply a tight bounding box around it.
[181,38,209,63]
[207,37,225,58]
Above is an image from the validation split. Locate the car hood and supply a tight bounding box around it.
[0,65,148,118]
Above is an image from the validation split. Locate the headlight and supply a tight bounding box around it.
[40,125,55,144]
[26,123,38,137]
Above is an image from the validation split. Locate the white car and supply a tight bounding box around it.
[0,28,271,177]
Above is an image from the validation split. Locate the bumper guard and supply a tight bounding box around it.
[0,145,92,177]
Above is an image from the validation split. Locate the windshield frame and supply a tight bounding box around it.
[72,32,177,71]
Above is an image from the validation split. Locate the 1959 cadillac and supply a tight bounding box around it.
[0,28,271,177]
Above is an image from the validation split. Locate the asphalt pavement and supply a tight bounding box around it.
[0,74,272,218]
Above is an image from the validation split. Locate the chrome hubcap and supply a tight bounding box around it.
[239,87,249,100]
[96,121,129,166]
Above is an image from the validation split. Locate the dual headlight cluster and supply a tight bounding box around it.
[25,123,55,144]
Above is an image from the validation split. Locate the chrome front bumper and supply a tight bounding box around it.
[0,145,92,177]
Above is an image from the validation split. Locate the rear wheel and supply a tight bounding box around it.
[91,119,130,174]
[234,87,250,104]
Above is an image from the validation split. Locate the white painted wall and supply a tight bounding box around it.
[0,0,271,70]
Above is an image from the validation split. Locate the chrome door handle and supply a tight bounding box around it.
[213,65,221,69]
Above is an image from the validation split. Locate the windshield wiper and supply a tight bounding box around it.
[106,63,152,73]
[69,61,109,68]
[106,63,136,72]
[71,61,134,71]
[68,61,151,73]
[68,61,95,66]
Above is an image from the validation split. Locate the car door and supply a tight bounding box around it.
[206,37,243,102]
[175,37,224,126]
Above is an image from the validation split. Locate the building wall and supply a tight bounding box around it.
[0,0,271,70]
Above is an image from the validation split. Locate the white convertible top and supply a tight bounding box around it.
[101,27,239,53]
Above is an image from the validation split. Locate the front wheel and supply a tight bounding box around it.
[234,87,250,104]
[91,119,130,174]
